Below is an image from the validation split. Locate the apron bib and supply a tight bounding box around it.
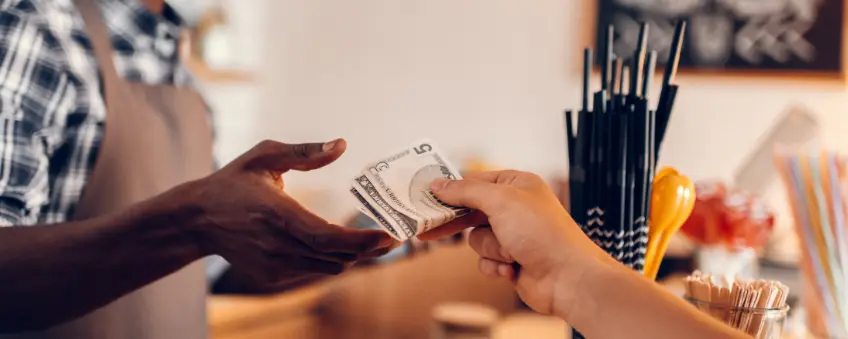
[5,0,215,337]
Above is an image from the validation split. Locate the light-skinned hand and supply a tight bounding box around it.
[419,170,614,317]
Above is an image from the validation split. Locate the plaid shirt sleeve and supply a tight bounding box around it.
[0,10,75,226]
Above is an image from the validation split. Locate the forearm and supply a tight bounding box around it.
[558,259,749,339]
[0,188,204,332]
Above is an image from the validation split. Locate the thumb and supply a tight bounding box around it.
[243,139,347,173]
[430,178,507,214]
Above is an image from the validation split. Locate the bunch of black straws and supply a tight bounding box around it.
[565,20,686,339]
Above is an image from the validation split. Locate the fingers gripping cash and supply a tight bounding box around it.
[350,140,471,241]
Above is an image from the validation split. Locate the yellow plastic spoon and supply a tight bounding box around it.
[644,170,696,280]
[654,167,679,184]
[645,167,681,261]
[646,167,680,242]
[645,172,695,280]
[648,178,696,280]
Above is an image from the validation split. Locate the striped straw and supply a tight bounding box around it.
[808,154,848,326]
[776,151,846,337]
[827,153,848,293]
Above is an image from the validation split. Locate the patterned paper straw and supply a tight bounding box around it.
[808,154,848,327]
[776,156,831,335]
[827,153,848,297]
[777,153,843,336]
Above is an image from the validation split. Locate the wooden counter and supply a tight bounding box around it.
[209,245,517,339]
[209,251,813,339]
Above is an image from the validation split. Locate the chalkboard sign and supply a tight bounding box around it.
[596,0,845,74]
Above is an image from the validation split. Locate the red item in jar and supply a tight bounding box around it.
[680,180,725,245]
[679,180,774,251]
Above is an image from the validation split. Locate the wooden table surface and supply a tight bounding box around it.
[209,245,516,339]
[209,249,815,339]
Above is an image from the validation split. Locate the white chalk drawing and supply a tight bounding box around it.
[691,14,734,65]
[608,0,828,67]
[614,0,706,16]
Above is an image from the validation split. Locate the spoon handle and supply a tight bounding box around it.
[643,232,663,278]
[647,232,674,280]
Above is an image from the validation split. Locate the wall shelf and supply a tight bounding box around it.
[181,7,254,85]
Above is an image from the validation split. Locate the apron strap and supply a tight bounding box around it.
[74,0,126,106]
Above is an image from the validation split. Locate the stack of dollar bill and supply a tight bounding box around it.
[350,140,471,241]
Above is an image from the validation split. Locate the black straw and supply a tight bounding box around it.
[655,21,686,155]
[629,23,649,99]
[641,51,657,99]
[583,48,593,113]
[620,65,629,97]
[565,110,575,162]
[610,59,622,111]
[566,20,686,338]
[662,21,686,90]
[602,25,614,91]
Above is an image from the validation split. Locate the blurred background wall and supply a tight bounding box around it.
[200,0,848,242]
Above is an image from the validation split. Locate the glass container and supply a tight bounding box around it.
[686,297,789,338]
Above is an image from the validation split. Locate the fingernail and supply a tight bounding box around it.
[322,139,341,152]
[430,178,450,192]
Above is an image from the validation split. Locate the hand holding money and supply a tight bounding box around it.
[350,140,470,241]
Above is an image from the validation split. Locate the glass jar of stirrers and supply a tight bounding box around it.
[685,298,789,339]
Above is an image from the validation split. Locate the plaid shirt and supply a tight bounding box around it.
[0,0,208,226]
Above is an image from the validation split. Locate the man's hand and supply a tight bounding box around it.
[173,139,396,289]
[418,171,612,317]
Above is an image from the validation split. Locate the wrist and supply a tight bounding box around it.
[550,241,618,322]
[131,180,210,259]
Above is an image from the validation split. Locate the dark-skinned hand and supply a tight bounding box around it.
[172,139,397,290]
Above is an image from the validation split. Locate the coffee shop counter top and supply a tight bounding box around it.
[209,254,816,338]
[208,245,517,339]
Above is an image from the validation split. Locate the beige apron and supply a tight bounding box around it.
[6,0,214,337]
